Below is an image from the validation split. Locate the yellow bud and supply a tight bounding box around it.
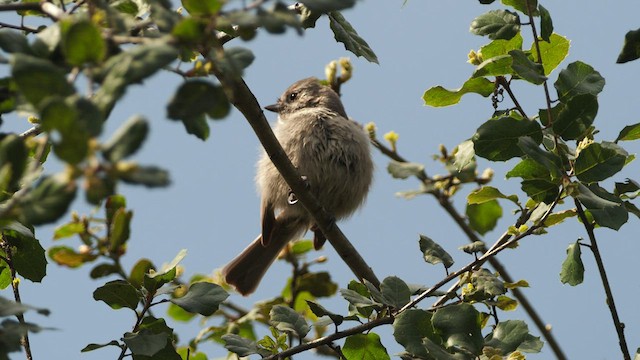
[480,168,494,181]
[325,60,337,85]
[203,61,213,74]
[78,244,91,254]
[467,49,483,65]
[364,122,377,139]
[338,57,353,82]
[194,60,203,71]
[176,6,184,14]
[27,116,40,124]
[316,256,327,263]
[12,277,20,286]
[384,131,399,152]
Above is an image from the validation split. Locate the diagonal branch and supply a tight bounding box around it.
[210,72,380,288]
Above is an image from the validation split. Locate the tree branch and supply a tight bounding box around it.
[574,199,630,360]
[370,138,568,360]
[210,72,380,288]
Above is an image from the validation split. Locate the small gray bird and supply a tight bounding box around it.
[222,77,374,295]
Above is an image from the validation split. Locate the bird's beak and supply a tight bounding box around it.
[264,103,281,113]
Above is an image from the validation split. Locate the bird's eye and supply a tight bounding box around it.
[287,92,298,101]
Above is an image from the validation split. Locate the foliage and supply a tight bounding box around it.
[0,0,637,360]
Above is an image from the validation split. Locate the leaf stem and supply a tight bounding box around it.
[573,199,630,360]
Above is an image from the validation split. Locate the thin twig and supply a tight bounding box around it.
[574,199,630,360]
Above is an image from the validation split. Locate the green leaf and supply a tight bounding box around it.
[575,141,627,183]
[432,303,483,355]
[307,300,344,326]
[501,0,537,15]
[485,320,541,353]
[465,269,505,301]
[517,136,563,180]
[0,29,32,54]
[451,140,476,173]
[95,42,178,116]
[19,174,77,226]
[343,333,390,360]
[181,0,221,15]
[0,134,27,192]
[118,164,171,188]
[102,116,149,162]
[521,179,559,204]
[472,54,513,78]
[470,10,520,40]
[123,330,168,357]
[576,183,628,230]
[472,117,542,161]
[129,259,154,289]
[170,282,228,316]
[3,234,46,283]
[328,12,379,64]
[295,271,338,297]
[560,241,584,286]
[61,19,106,65]
[339,288,380,308]
[380,276,411,309]
[554,61,605,101]
[466,200,502,235]
[48,245,97,268]
[615,123,640,142]
[89,263,120,279]
[530,33,569,75]
[459,241,486,254]
[81,340,122,352]
[167,80,230,132]
[109,208,132,252]
[167,302,196,322]
[419,234,454,268]
[479,33,523,58]
[93,280,140,310]
[509,50,546,84]
[616,28,640,63]
[11,54,75,108]
[300,0,354,12]
[213,47,255,79]
[387,161,424,179]
[269,305,310,337]
[222,334,262,357]
[468,186,518,204]
[393,309,439,358]
[53,222,84,240]
[542,209,577,227]
[423,77,494,107]
[538,5,553,42]
[553,93,598,140]
[144,249,186,292]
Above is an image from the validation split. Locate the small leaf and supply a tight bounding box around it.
[89,263,120,279]
[466,269,505,301]
[93,280,140,310]
[472,117,542,161]
[222,334,261,357]
[480,33,523,58]
[170,282,229,316]
[328,12,378,64]
[530,33,570,75]
[109,208,132,252]
[506,158,550,180]
[575,142,627,183]
[459,241,486,254]
[118,164,170,188]
[307,300,344,326]
[213,47,255,79]
[129,258,154,289]
[517,136,563,180]
[502,0,538,15]
[468,186,518,204]
[48,245,96,268]
[181,0,221,15]
[339,288,380,308]
[81,340,122,352]
[538,5,553,42]
[295,271,338,297]
[560,241,584,286]
[11,54,75,108]
[53,222,84,240]
[472,54,513,78]
[494,295,519,311]
[419,235,454,268]
[509,49,546,84]
[542,209,577,227]
[144,249,186,292]
[61,19,106,65]
[423,77,494,107]
[300,0,355,12]
[102,116,149,162]
[432,303,483,355]
[269,305,310,337]
[466,200,502,235]
[485,320,540,354]
[19,174,77,226]
[553,93,598,141]
[554,61,605,101]
[123,330,168,357]
[615,123,640,142]
[470,9,520,40]
[521,179,559,204]
[616,28,640,64]
[387,161,424,179]
[576,183,628,230]
[380,276,411,309]
[0,29,32,54]
[0,134,27,192]
[343,333,390,360]
[180,115,210,140]
[393,309,438,358]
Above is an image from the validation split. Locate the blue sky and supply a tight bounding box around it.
[3,1,640,359]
